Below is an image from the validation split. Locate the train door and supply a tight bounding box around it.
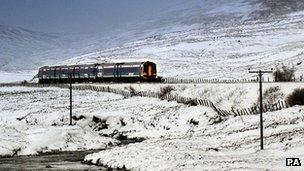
[148,64,152,77]
[143,62,153,77]
[74,66,80,78]
[114,63,123,77]
[114,64,117,77]
[97,65,103,77]
[68,66,74,78]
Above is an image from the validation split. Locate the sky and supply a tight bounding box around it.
[0,0,182,34]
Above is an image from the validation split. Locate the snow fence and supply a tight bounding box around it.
[0,83,291,117]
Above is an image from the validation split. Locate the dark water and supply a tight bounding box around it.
[0,151,106,170]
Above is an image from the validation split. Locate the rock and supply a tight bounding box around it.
[45,165,52,168]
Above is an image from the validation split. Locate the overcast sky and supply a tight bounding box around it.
[0,0,183,34]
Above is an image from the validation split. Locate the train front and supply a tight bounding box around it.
[141,61,158,81]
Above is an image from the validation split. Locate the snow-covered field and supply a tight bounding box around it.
[0,86,118,156]
[1,85,303,170]
[84,100,304,170]
[0,85,217,156]
[90,82,304,110]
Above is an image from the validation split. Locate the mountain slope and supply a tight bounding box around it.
[2,0,304,79]
[0,0,261,72]
[62,10,304,79]
[0,25,69,70]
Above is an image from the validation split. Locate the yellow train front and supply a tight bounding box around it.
[38,61,161,83]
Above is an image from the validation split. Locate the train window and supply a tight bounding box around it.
[152,63,156,70]
[120,67,140,76]
[88,67,95,76]
[74,68,80,72]
[43,68,54,78]
[119,68,125,75]
[103,68,114,75]
[96,66,103,77]
[76,66,91,78]
[79,67,86,74]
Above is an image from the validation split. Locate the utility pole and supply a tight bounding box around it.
[248,69,272,150]
[69,73,73,125]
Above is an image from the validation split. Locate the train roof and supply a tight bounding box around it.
[98,61,155,66]
[39,61,156,69]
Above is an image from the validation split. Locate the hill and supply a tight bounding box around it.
[1,0,304,80]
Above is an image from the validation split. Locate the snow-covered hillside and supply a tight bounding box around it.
[2,0,304,81]
[0,25,66,71]
[62,10,304,79]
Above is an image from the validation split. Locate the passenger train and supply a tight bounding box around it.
[38,61,161,84]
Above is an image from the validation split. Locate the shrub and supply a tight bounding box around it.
[286,88,304,106]
[273,65,295,82]
[259,86,284,105]
[159,86,175,99]
[189,118,199,125]
[253,86,284,109]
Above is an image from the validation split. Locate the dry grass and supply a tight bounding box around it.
[159,86,175,99]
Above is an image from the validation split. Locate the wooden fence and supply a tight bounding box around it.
[164,77,259,84]
[163,76,304,84]
[0,83,291,117]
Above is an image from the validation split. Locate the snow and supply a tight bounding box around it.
[59,11,304,80]
[0,0,261,72]
[0,83,304,170]
[84,106,304,170]
[206,0,258,15]
[0,85,217,156]
[89,82,304,110]
[0,71,36,83]
[2,3,304,81]
[0,86,118,156]
[1,2,304,169]
[0,125,109,156]
[0,85,220,156]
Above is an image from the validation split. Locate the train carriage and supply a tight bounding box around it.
[38,61,159,83]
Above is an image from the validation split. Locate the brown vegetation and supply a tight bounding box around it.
[286,88,304,106]
[273,65,295,82]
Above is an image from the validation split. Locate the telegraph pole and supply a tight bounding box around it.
[248,69,272,150]
[69,73,73,125]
